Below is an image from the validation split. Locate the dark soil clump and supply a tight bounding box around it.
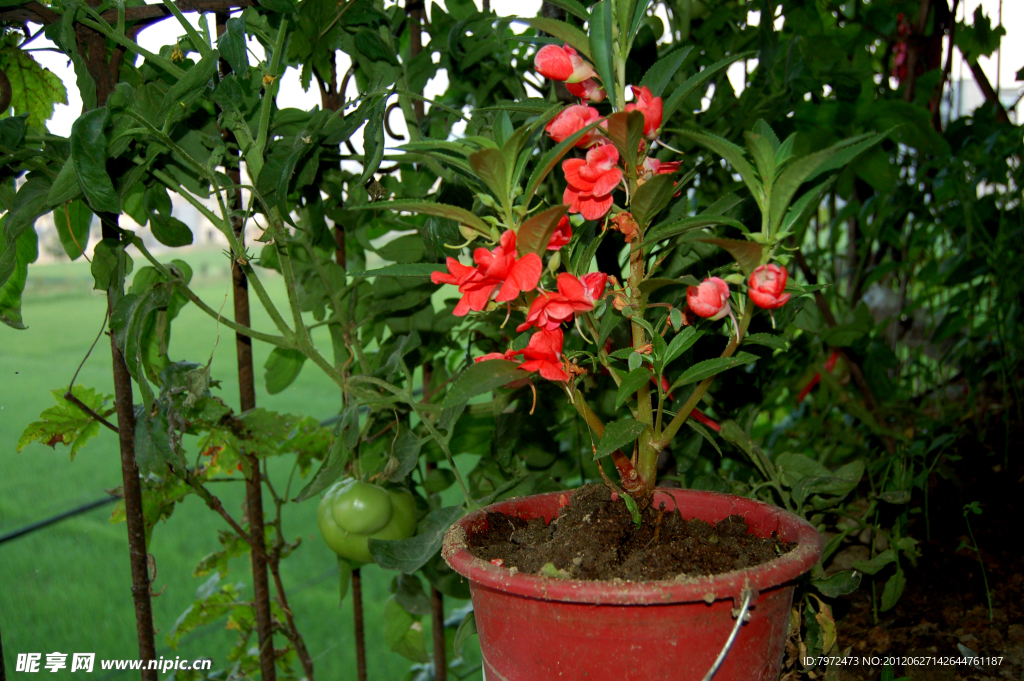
[466,484,794,581]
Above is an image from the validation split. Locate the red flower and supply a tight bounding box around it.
[624,86,663,139]
[547,216,572,250]
[562,144,623,221]
[686,277,731,320]
[638,157,681,183]
[534,44,597,83]
[476,329,569,381]
[431,230,542,316]
[566,78,607,103]
[545,105,602,148]
[748,264,791,309]
[517,272,608,332]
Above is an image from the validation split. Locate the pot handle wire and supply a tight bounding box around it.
[700,586,753,681]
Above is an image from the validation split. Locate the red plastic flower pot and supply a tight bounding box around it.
[443,488,822,681]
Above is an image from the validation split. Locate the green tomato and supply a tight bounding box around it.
[317,480,417,564]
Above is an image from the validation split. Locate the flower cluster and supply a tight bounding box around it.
[535,46,668,222]
[431,228,608,382]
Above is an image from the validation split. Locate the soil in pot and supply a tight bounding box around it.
[466,484,795,581]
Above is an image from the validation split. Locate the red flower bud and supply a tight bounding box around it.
[748,264,791,310]
[534,44,597,83]
[545,104,602,148]
[686,277,731,320]
[623,86,663,139]
[547,216,572,250]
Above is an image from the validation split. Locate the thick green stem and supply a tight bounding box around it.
[248,18,288,180]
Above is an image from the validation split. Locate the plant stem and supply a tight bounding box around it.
[352,567,368,681]
[657,298,755,447]
[964,514,994,622]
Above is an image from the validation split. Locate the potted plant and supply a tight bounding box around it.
[359,3,885,678]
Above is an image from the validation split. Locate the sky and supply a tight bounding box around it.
[25,0,1020,140]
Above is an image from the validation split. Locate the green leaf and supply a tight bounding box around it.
[468,147,508,203]
[662,52,753,124]
[354,263,445,278]
[47,157,83,206]
[743,333,788,351]
[359,98,386,184]
[663,327,702,366]
[880,566,906,612]
[1,179,50,293]
[350,200,493,239]
[453,611,477,656]
[616,367,652,409]
[17,386,112,459]
[158,51,220,124]
[217,17,249,74]
[588,0,616,98]
[594,417,646,459]
[0,216,35,330]
[674,129,762,209]
[264,348,308,395]
[383,596,429,662]
[0,44,68,129]
[813,570,862,598]
[71,108,120,214]
[851,548,897,576]
[644,215,748,245]
[639,46,693,98]
[523,18,592,59]
[670,353,758,390]
[150,214,193,247]
[631,174,677,229]
[53,201,93,261]
[517,204,567,257]
[769,133,886,233]
[369,506,466,573]
[685,419,721,456]
[538,0,589,20]
[386,427,421,482]
[441,360,530,409]
[90,238,132,292]
[698,237,763,275]
[134,407,178,477]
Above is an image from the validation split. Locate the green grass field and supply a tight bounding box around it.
[0,246,478,679]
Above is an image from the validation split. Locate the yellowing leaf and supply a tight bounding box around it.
[0,42,68,130]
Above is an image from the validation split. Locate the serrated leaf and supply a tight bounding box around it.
[643,215,748,245]
[0,44,68,129]
[685,419,721,456]
[0,212,38,329]
[675,129,762,209]
[441,360,529,409]
[588,0,616,100]
[350,200,492,238]
[523,18,592,59]
[662,51,753,123]
[17,386,113,459]
[369,506,466,573]
[670,353,758,390]
[664,327,702,366]
[616,367,651,409]
[604,111,644,174]
[639,46,693,97]
[743,333,788,350]
[594,417,646,459]
[631,174,678,229]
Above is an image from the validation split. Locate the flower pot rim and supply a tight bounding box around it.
[443,487,823,606]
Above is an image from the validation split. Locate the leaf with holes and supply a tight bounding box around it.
[17,386,114,460]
